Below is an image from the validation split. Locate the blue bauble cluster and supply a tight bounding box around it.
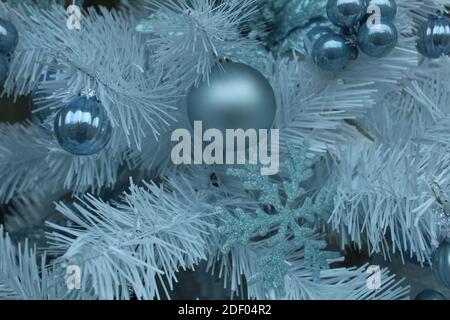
[54,95,112,156]
[0,17,18,86]
[307,0,398,71]
[416,11,450,59]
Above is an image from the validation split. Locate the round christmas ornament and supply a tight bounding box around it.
[311,33,352,72]
[54,95,112,156]
[0,17,19,55]
[433,239,450,289]
[416,11,450,59]
[415,290,447,300]
[304,26,335,54]
[364,0,397,22]
[0,54,8,85]
[326,0,366,28]
[357,19,398,57]
[187,62,277,134]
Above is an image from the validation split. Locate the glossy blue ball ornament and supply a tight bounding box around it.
[0,54,8,85]
[311,33,352,72]
[416,12,450,59]
[357,19,398,57]
[433,239,450,289]
[415,290,447,300]
[54,95,112,156]
[326,0,366,28]
[304,26,335,54]
[364,0,397,22]
[187,62,277,134]
[0,18,18,55]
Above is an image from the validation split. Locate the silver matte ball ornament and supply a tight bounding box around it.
[433,239,450,289]
[311,33,352,72]
[416,11,450,59]
[326,0,366,28]
[54,95,112,156]
[187,62,277,134]
[357,19,398,57]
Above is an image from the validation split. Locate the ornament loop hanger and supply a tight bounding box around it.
[80,87,96,98]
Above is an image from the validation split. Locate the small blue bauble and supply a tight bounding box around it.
[311,33,352,72]
[0,54,8,85]
[54,95,112,156]
[357,19,398,57]
[187,62,277,134]
[364,0,397,22]
[416,12,450,59]
[326,0,366,28]
[304,26,335,54]
[415,290,447,300]
[0,18,18,55]
[433,239,450,289]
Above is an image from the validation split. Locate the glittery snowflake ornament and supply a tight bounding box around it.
[218,145,338,293]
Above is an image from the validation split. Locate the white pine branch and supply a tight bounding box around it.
[46,170,242,299]
[137,0,259,87]
[2,3,177,148]
[331,141,449,263]
[0,226,56,299]
[208,240,409,300]
[271,56,374,154]
[0,123,129,203]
